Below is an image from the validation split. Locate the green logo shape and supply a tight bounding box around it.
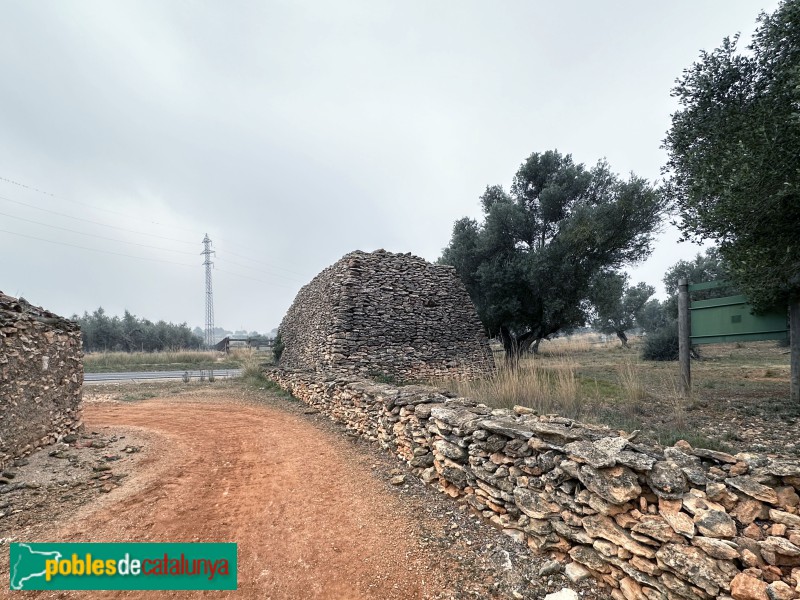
[10,543,237,590]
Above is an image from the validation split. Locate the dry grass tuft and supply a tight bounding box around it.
[447,357,584,419]
[537,333,618,356]
[617,360,648,404]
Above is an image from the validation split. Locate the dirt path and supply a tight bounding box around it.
[9,394,446,599]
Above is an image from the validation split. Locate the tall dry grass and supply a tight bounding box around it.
[238,347,273,379]
[83,350,223,371]
[617,360,648,404]
[537,333,614,357]
[449,357,584,419]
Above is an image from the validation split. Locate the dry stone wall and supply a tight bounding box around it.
[268,368,800,600]
[0,292,83,468]
[278,249,494,380]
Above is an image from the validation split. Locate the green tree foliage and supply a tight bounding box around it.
[662,247,732,318]
[74,308,203,352]
[636,299,669,335]
[638,248,728,361]
[589,272,655,347]
[440,150,665,362]
[663,0,800,310]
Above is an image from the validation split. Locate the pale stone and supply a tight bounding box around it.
[734,499,769,525]
[632,515,676,543]
[766,581,796,600]
[569,545,610,573]
[727,477,780,505]
[513,487,560,520]
[647,461,688,499]
[766,460,800,477]
[730,572,769,600]
[661,510,696,538]
[694,447,737,464]
[760,536,800,557]
[615,450,657,472]
[775,486,800,509]
[578,464,642,505]
[683,493,726,515]
[565,561,591,583]
[695,509,738,538]
[565,439,616,468]
[655,543,736,596]
[619,576,647,600]
[543,590,579,600]
[692,536,740,560]
[433,439,466,461]
[770,508,800,528]
[583,514,657,559]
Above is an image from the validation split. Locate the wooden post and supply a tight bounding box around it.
[791,298,799,404]
[678,278,691,397]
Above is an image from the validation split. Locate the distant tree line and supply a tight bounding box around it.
[74,308,203,352]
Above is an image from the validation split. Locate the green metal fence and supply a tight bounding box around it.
[688,281,788,345]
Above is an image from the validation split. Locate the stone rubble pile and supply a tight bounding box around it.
[268,368,800,600]
[277,249,494,380]
[0,292,83,469]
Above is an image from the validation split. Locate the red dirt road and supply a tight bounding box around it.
[13,392,448,599]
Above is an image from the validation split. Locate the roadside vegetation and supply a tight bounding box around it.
[83,348,264,373]
[442,334,792,452]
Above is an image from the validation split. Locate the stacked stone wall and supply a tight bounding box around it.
[268,368,800,600]
[0,292,83,468]
[278,249,493,380]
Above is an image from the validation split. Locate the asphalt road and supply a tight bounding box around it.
[84,369,242,383]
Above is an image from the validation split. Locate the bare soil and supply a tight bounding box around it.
[1,382,606,600]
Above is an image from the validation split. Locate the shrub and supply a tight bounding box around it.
[273,332,284,363]
[641,324,679,361]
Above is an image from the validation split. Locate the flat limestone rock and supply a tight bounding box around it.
[693,448,737,464]
[655,543,736,597]
[615,450,657,472]
[582,514,657,559]
[660,510,696,539]
[632,515,676,543]
[691,537,740,560]
[527,421,588,444]
[768,508,800,528]
[543,590,578,600]
[564,439,616,468]
[765,459,800,477]
[578,464,641,505]
[726,476,779,505]
[694,509,738,539]
[479,418,534,439]
[646,461,688,499]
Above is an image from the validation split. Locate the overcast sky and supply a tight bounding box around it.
[0,1,779,335]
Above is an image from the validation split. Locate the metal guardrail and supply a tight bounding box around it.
[84,369,243,383]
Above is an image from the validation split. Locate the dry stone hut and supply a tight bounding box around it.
[0,292,83,468]
[278,250,494,380]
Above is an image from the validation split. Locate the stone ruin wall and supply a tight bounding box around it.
[0,292,83,469]
[267,369,800,600]
[278,250,494,380]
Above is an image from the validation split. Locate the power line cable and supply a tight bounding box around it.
[214,244,308,278]
[0,175,204,236]
[0,210,199,256]
[213,255,306,283]
[0,194,198,246]
[215,267,297,289]
[0,176,313,282]
[0,228,197,267]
